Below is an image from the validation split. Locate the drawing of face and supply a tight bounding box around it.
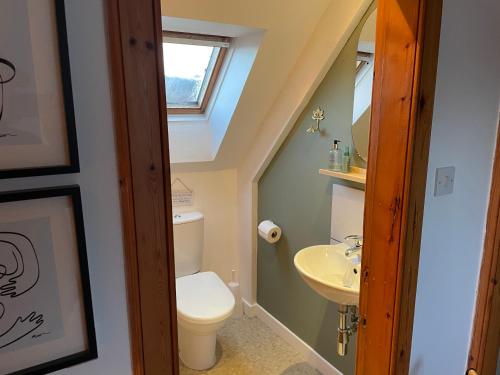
[0,240,23,287]
[0,232,43,351]
[0,57,17,124]
[0,232,40,298]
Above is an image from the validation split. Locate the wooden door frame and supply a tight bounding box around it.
[104,0,442,374]
[106,0,178,375]
[356,0,443,373]
[468,119,500,375]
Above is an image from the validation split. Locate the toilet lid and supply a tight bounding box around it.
[176,272,235,324]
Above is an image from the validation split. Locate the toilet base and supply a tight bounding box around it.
[178,324,217,370]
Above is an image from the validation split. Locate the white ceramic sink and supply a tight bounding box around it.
[294,243,360,306]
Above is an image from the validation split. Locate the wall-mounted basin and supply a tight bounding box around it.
[294,243,360,306]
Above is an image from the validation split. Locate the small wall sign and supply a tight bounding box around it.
[171,178,194,207]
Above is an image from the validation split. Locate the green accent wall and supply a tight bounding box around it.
[257,5,374,374]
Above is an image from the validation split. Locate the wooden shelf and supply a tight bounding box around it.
[319,166,367,184]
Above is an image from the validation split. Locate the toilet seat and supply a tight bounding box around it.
[176,271,235,326]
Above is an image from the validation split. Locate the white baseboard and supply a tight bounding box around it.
[242,298,258,317]
[241,299,342,375]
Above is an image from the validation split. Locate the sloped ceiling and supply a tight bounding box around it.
[162,0,333,172]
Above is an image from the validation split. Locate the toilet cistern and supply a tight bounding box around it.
[344,234,363,257]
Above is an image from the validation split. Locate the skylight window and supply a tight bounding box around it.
[163,31,230,114]
[356,51,373,76]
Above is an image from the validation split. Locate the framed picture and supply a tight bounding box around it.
[0,186,97,375]
[0,0,79,179]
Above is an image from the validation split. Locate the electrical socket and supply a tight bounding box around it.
[434,166,455,197]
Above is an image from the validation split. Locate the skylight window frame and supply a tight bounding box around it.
[355,51,374,76]
[162,31,231,115]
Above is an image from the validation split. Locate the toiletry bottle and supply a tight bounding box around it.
[329,140,342,171]
[342,146,351,173]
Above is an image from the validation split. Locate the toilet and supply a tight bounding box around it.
[173,211,235,370]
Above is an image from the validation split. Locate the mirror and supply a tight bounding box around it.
[352,8,377,162]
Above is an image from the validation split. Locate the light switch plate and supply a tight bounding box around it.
[434,166,455,196]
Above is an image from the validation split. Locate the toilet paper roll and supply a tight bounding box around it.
[258,220,282,244]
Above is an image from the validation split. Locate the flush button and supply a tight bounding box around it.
[434,166,455,196]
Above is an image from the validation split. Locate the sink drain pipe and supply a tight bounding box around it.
[337,305,359,356]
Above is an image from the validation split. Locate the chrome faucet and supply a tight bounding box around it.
[344,235,363,257]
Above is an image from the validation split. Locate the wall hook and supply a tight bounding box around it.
[307,107,325,134]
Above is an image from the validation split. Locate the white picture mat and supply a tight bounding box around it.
[0,196,88,374]
[0,0,70,169]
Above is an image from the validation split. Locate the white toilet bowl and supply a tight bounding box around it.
[176,271,235,370]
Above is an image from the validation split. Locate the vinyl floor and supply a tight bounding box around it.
[179,315,322,375]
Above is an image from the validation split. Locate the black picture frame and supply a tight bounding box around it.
[0,185,97,375]
[0,0,79,179]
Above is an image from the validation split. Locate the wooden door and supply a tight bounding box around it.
[356,0,443,373]
[467,118,500,375]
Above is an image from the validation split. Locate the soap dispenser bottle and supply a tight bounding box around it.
[342,146,351,173]
[329,140,342,171]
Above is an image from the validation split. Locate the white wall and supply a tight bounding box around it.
[0,0,133,373]
[410,0,500,374]
[171,169,238,283]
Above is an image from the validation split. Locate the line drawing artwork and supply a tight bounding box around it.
[0,217,64,356]
[0,58,17,139]
[0,0,44,148]
[0,232,43,350]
